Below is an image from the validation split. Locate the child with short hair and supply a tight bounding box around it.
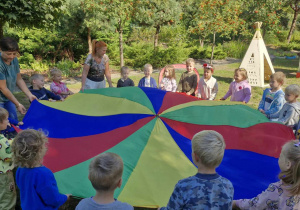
[159,65,177,92]
[233,140,300,209]
[276,84,300,126]
[221,68,251,103]
[258,71,286,120]
[76,152,133,210]
[0,107,16,210]
[50,68,73,99]
[29,74,62,101]
[177,58,198,96]
[160,130,234,209]
[11,129,69,209]
[117,66,135,87]
[138,64,157,88]
[197,63,218,100]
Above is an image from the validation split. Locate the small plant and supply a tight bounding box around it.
[30,60,49,73]
[55,59,82,77]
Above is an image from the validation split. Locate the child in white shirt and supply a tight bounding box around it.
[197,63,218,100]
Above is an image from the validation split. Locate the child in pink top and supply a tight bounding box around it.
[50,68,73,99]
[233,140,300,209]
[221,68,251,103]
[159,65,177,92]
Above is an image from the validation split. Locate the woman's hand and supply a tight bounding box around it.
[17,103,26,114]
[28,94,37,102]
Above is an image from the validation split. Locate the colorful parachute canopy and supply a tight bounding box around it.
[19,87,294,207]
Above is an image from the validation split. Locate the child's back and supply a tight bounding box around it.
[162,173,233,209]
[16,166,67,209]
[12,130,68,210]
[160,130,233,210]
[76,152,133,210]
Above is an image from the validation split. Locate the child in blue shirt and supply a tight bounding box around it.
[258,72,286,121]
[29,74,62,101]
[159,130,234,209]
[11,129,70,210]
[138,64,157,88]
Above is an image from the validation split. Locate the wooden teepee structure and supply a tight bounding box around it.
[240,22,275,87]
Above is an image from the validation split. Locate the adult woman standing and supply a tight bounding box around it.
[81,40,113,91]
[0,37,36,120]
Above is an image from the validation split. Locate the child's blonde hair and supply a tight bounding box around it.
[11,129,48,168]
[164,65,176,79]
[0,107,8,123]
[30,74,44,85]
[279,140,300,195]
[89,152,123,191]
[50,68,62,79]
[186,58,195,67]
[270,71,286,85]
[192,130,225,168]
[121,66,129,75]
[143,64,153,72]
[285,84,300,96]
[234,68,248,80]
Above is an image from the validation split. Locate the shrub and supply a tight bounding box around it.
[279,43,295,51]
[30,60,50,73]
[222,41,248,59]
[189,46,227,60]
[19,53,35,69]
[55,59,82,77]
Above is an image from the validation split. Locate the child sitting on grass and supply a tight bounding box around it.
[258,71,286,121]
[29,74,63,101]
[233,140,300,209]
[0,108,16,210]
[159,130,234,209]
[276,84,300,126]
[12,129,70,209]
[221,68,251,103]
[50,68,73,99]
[197,63,218,100]
[177,58,198,96]
[138,64,157,88]
[117,66,135,87]
[76,152,133,210]
[159,65,177,92]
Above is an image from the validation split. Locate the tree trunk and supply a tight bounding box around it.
[0,20,4,39]
[210,32,216,65]
[88,28,92,54]
[287,4,300,43]
[119,20,124,67]
[154,25,160,49]
[199,36,204,48]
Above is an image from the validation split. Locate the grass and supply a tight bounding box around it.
[13,57,300,209]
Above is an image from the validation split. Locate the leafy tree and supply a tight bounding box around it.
[0,0,65,38]
[182,0,243,62]
[285,0,300,43]
[240,0,284,38]
[101,0,134,67]
[133,0,182,49]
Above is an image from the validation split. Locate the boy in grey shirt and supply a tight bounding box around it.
[76,153,133,210]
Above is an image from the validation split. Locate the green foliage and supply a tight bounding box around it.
[222,41,248,59]
[0,0,65,37]
[18,53,35,69]
[125,42,189,69]
[278,43,296,51]
[189,46,227,60]
[55,59,82,77]
[30,60,50,73]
